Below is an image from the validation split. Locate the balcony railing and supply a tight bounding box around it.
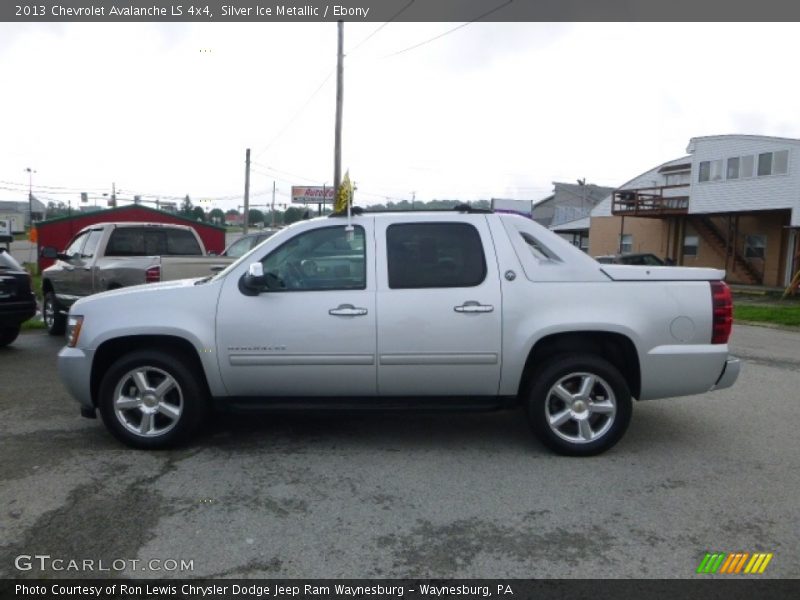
[611,184,690,216]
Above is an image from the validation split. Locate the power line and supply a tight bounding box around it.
[346,0,417,54]
[383,0,514,59]
[252,68,335,161]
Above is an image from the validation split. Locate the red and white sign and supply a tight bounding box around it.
[291,186,335,204]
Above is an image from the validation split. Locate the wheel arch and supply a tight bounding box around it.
[519,331,641,400]
[90,335,210,407]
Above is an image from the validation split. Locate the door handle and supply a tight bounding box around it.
[454,301,494,313]
[329,303,368,317]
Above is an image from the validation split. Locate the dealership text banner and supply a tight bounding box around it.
[6,0,800,22]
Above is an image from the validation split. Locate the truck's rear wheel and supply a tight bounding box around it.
[97,350,209,449]
[43,291,66,336]
[526,354,632,456]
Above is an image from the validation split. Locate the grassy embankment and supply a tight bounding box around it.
[21,264,46,330]
[734,303,800,327]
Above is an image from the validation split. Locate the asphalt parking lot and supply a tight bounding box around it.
[1,324,798,579]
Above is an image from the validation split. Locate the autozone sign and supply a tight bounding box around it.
[291,186,335,204]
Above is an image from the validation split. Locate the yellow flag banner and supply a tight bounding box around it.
[335,170,353,213]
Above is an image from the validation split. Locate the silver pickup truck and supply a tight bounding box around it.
[57,208,739,455]
[41,222,232,335]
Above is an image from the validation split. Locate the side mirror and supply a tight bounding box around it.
[41,246,58,259]
[238,262,266,296]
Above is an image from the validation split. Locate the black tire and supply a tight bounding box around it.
[97,350,209,449]
[526,353,632,456]
[43,291,66,336]
[0,326,20,347]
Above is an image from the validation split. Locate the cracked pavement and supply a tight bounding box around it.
[1,324,798,578]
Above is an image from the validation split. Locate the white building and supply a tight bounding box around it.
[590,135,800,287]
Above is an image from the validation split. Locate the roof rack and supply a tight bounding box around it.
[328,204,493,218]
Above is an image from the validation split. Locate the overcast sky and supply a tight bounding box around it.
[2,22,800,212]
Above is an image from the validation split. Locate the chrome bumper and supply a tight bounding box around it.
[711,357,741,391]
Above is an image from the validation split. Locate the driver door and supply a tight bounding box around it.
[216,221,377,397]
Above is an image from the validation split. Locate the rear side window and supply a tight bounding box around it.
[165,230,202,255]
[387,222,486,289]
[106,229,147,256]
[107,228,201,256]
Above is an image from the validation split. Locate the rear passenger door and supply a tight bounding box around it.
[375,216,502,397]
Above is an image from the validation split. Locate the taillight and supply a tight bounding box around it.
[145,265,161,283]
[710,281,732,344]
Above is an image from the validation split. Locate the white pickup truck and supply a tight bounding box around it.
[57,207,739,455]
[41,222,232,335]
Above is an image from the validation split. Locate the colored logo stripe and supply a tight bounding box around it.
[697,552,773,574]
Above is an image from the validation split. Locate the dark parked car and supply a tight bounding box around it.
[595,253,667,266]
[0,248,37,346]
[222,229,280,258]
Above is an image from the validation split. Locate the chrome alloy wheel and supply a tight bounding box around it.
[43,297,55,330]
[544,372,617,444]
[112,366,184,437]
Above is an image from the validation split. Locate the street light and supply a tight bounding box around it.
[25,167,36,228]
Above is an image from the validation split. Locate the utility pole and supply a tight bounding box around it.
[243,148,251,235]
[411,191,416,210]
[25,167,36,228]
[111,182,117,208]
[271,180,276,227]
[333,21,344,196]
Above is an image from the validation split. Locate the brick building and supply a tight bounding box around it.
[589,135,800,287]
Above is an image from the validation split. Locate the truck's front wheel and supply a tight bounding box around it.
[97,350,209,449]
[43,291,66,336]
[526,354,632,456]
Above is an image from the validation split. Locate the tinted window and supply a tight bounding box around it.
[106,228,201,256]
[106,229,146,256]
[387,222,486,289]
[260,225,366,291]
[166,229,202,255]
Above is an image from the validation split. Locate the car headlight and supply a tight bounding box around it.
[66,315,84,348]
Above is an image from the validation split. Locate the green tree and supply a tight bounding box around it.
[180,195,193,217]
[247,209,265,225]
[191,206,206,222]
[283,206,305,225]
[208,208,225,224]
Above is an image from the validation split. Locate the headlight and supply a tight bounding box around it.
[66,315,84,348]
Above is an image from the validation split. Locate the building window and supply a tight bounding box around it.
[757,150,789,177]
[744,234,766,259]
[698,160,723,182]
[726,157,740,179]
[683,234,699,257]
[774,150,789,175]
[665,171,690,186]
[758,152,773,176]
[698,161,710,182]
[740,155,754,178]
[710,160,723,181]
[619,234,633,253]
